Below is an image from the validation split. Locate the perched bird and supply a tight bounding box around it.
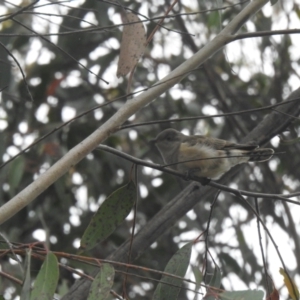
[152,128,274,179]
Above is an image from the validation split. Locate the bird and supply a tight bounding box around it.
[152,128,274,180]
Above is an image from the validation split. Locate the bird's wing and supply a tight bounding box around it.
[221,139,258,150]
[183,135,258,151]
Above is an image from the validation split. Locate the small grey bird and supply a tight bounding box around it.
[152,128,274,179]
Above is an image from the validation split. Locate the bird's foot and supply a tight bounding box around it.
[183,169,210,185]
[198,177,211,186]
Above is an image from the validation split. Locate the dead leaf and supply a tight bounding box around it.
[117,12,146,77]
[266,288,279,300]
[279,268,299,300]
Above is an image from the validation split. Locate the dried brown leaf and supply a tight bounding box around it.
[117,12,146,78]
[266,288,279,300]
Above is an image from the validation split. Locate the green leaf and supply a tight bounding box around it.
[219,252,241,274]
[57,279,69,298]
[219,290,264,300]
[216,0,223,29]
[8,156,25,194]
[203,265,221,300]
[207,11,221,29]
[87,263,115,300]
[192,266,203,300]
[153,242,192,300]
[30,252,59,300]
[209,265,221,289]
[21,249,32,300]
[80,181,136,252]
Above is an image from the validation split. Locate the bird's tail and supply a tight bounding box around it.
[247,148,274,162]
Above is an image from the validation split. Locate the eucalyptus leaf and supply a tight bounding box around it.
[80,181,136,252]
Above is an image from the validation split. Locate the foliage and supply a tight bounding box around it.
[0,0,300,299]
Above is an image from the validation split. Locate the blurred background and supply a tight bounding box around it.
[0,0,300,299]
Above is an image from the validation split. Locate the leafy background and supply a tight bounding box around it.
[0,0,300,299]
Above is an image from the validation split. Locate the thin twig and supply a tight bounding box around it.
[0,41,33,101]
[233,29,300,41]
[203,190,221,284]
[146,0,178,45]
[254,198,271,295]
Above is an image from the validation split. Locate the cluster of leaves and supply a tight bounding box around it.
[0,0,300,299]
